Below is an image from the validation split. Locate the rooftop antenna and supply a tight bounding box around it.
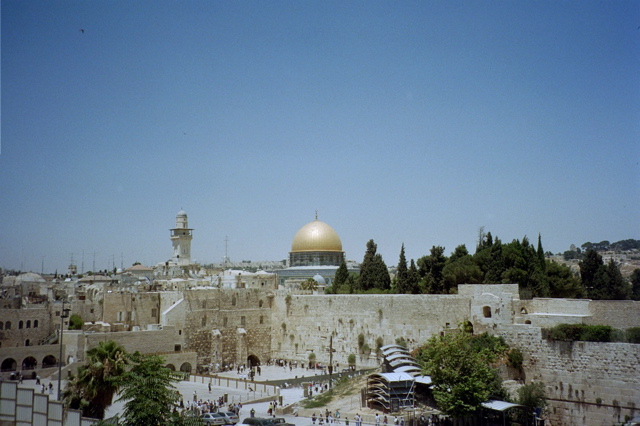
[224,236,230,267]
[92,251,96,273]
[121,252,124,270]
[81,250,85,274]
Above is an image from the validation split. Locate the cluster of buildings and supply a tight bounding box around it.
[1,211,639,426]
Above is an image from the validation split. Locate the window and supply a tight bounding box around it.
[223,317,228,327]
[6,321,11,330]
[0,322,3,330]
[33,320,38,328]
[231,296,236,306]
[175,344,181,352]
[241,316,246,326]
[19,321,23,329]
[25,339,30,346]
[483,306,492,318]
[259,300,264,308]
[90,309,94,314]
[260,316,264,324]
[26,320,31,329]
[151,308,157,317]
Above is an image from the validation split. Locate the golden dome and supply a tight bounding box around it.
[291,220,343,252]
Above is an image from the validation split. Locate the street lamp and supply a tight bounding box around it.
[57,300,71,401]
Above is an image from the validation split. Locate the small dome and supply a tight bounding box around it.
[177,210,187,217]
[313,274,326,285]
[291,220,342,252]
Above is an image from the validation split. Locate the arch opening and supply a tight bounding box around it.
[22,356,37,370]
[247,354,260,368]
[1,358,17,372]
[42,355,57,368]
[482,306,492,318]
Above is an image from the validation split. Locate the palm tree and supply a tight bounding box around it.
[64,340,127,419]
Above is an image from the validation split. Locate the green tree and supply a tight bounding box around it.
[590,259,630,300]
[64,341,127,419]
[546,260,585,298]
[358,239,390,292]
[332,260,350,293]
[416,332,507,418]
[517,382,547,411]
[395,244,410,294]
[580,248,603,293]
[301,277,318,291]
[442,254,482,290]
[407,259,420,294]
[417,246,447,293]
[68,314,84,330]
[115,352,187,425]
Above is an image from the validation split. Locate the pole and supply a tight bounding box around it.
[57,300,65,401]
[57,301,70,401]
[329,334,333,388]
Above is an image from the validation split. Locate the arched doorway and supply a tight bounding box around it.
[42,355,57,368]
[247,354,260,368]
[1,358,17,372]
[180,362,192,374]
[166,364,176,371]
[22,356,38,370]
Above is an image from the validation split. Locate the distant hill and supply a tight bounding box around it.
[581,239,640,252]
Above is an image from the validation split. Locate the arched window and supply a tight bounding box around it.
[259,300,264,308]
[34,320,39,328]
[483,306,492,318]
[231,296,237,306]
[5,321,11,330]
[25,339,30,346]
[525,320,532,325]
[19,321,24,329]
[26,320,31,329]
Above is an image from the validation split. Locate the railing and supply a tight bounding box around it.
[188,374,279,403]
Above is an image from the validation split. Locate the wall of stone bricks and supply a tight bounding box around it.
[498,325,639,425]
[0,307,55,348]
[269,292,471,368]
[585,300,640,329]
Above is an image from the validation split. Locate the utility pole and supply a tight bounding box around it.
[329,334,334,388]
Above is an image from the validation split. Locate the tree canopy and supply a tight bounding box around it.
[415,332,509,417]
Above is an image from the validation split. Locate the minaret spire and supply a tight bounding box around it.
[315,210,318,220]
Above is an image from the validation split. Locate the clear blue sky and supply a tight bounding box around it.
[1,1,639,273]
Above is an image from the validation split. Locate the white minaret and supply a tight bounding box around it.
[170,210,193,266]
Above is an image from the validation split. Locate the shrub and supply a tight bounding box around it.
[508,348,524,370]
[544,324,618,342]
[68,314,84,330]
[517,382,547,410]
[579,325,612,342]
[626,327,640,344]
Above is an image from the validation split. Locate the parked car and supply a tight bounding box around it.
[203,413,228,426]
[273,418,295,426]
[240,417,277,426]
[220,411,240,424]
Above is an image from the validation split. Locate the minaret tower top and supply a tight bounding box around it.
[170,210,193,266]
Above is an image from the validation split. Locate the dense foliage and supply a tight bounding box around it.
[326,231,635,300]
[415,332,509,418]
[541,324,638,343]
[115,352,188,425]
[517,382,547,411]
[64,341,127,419]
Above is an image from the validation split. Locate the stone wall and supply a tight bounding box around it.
[270,292,471,368]
[0,307,54,348]
[586,300,640,329]
[498,325,639,425]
